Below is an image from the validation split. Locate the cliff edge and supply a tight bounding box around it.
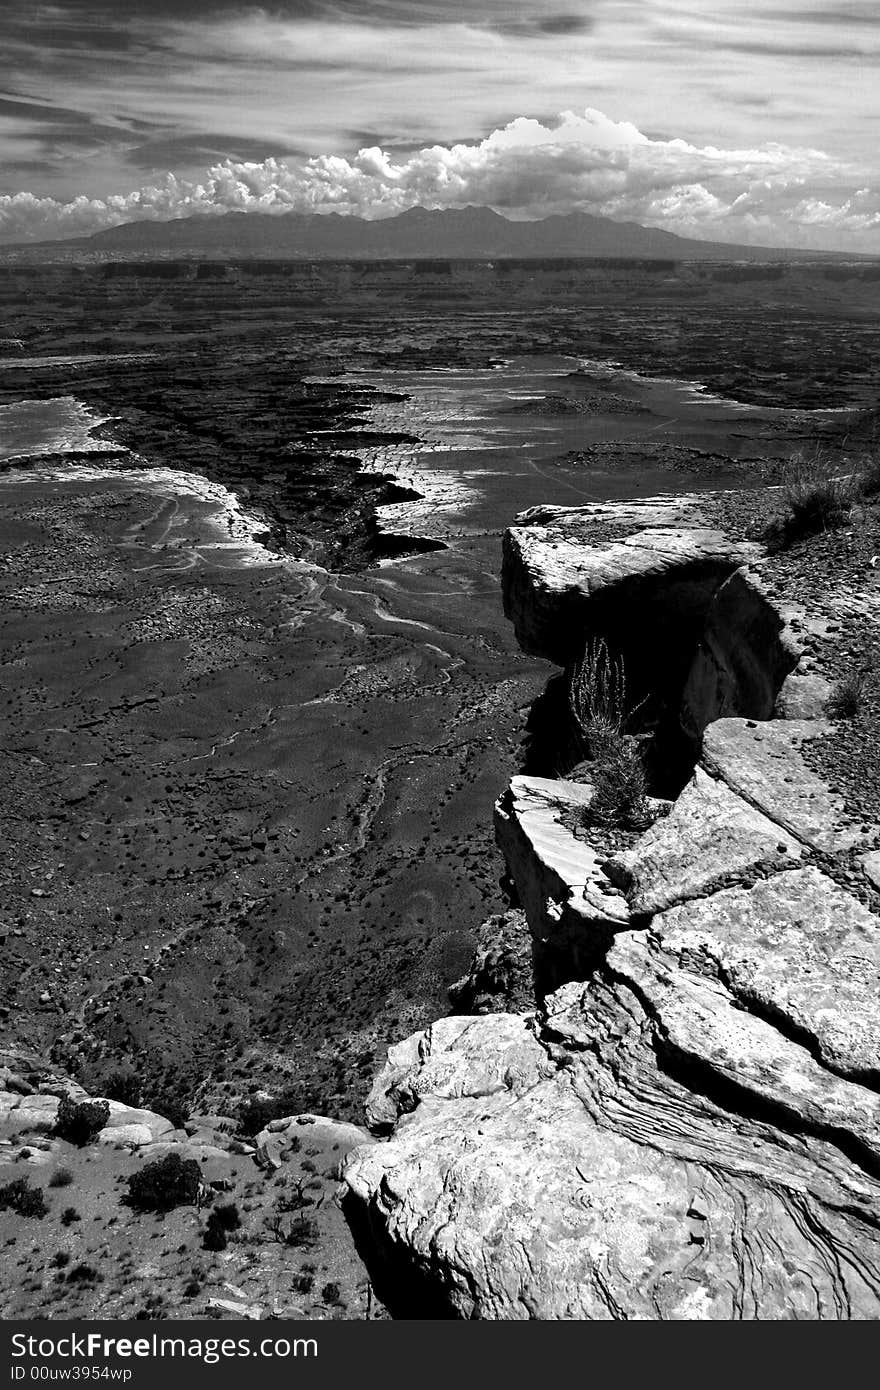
[343,490,880,1319]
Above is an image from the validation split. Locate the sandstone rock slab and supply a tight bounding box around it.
[494,776,628,985]
[701,717,862,854]
[606,767,802,915]
[503,521,754,665]
[650,867,880,1085]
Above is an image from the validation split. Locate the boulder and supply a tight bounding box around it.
[96,1100,175,1146]
[651,867,880,1085]
[364,1014,551,1136]
[100,1123,157,1148]
[1,1094,60,1132]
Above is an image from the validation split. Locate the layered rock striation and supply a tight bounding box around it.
[343,493,880,1319]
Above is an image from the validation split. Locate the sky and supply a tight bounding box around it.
[0,1,878,249]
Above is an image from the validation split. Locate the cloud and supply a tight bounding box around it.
[2,1,878,214]
[2,108,877,251]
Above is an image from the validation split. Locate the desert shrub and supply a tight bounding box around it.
[0,1176,47,1219]
[587,732,651,829]
[826,671,868,719]
[236,1090,318,1136]
[93,1068,191,1130]
[292,1273,314,1295]
[202,1202,241,1252]
[855,451,880,498]
[765,449,856,547]
[212,1202,241,1231]
[567,639,652,828]
[97,1069,142,1108]
[49,1167,74,1189]
[124,1153,200,1214]
[569,637,635,758]
[53,1095,110,1147]
[60,1207,81,1226]
[66,1263,102,1285]
[50,1251,70,1268]
[267,1211,319,1248]
[202,1218,227,1252]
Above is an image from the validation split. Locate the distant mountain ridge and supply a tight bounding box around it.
[73,205,842,261]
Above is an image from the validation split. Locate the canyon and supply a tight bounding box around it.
[1,259,878,1317]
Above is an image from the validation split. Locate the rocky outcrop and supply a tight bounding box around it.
[502,501,758,668]
[701,717,862,854]
[0,1088,178,1147]
[493,776,628,985]
[680,566,801,738]
[343,493,880,1320]
[345,941,880,1318]
[447,909,535,1015]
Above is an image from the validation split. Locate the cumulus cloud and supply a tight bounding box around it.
[2,109,877,251]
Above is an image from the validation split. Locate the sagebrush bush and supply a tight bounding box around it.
[569,636,635,757]
[53,1095,110,1147]
[568,638,651,828]
[124,1153,200,1214]
[586,732,651,829]
[765,449,857,547]
[0,1176,47,1219]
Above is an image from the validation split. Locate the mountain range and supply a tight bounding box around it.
[66,205,845,261]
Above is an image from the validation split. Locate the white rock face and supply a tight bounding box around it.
[253,1112,374,1171]
[96,1099,176,1147]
